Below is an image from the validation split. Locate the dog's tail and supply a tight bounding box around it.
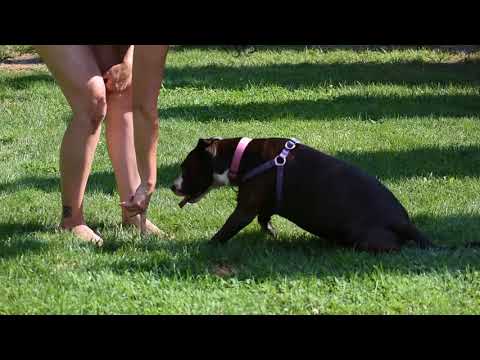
[389,223,434,249]
[389,222,480,250]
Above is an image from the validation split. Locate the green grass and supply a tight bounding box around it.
[1,47,480,314]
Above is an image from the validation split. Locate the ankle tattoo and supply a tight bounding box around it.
[62,206,72,218]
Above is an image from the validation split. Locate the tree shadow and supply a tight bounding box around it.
[2,143,480,197]
[163,143,480,181]
[0,72,53,91]
[171,45,480,53]
[160,94,480,122]
[0,136,15,146]
[0,164,181,196]
[335,145,480,180]
[165,61,480,91]
[100,213,480,282]
[1,53,478,94]
[171,45,308,52]
[0,221,50,259]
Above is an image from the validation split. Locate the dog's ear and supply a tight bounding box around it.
[197,138,221,157]
[197,138,213,149]
[205,142,218,157]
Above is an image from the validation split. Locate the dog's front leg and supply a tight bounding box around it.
[258,214,277,238]
[210,206,257,244]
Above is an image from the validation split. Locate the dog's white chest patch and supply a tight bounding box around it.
[213,170,230,187]
[173,175,183,190]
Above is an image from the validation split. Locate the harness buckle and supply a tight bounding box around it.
[274,154,287,166]
[285,140,297,150]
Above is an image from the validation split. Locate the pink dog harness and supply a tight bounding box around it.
[228,137,301,212]
[228,137,253,182]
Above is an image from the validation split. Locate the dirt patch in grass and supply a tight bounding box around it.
[0,54,46,72]
[211,263,238,278]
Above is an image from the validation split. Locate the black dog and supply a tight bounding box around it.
[171,137,470,253]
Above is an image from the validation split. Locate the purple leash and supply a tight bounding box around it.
[242,138,300,212]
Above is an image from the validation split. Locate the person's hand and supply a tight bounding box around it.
[103,61,132,93]
[120,183,153,217]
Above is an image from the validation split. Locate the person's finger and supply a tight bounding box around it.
[91,118,101,134]
[121,204,143,216]
[119,195,136,207]
[120,198,140,208]
[103,66,114,77]
[119,201,134,208]
[104,76,111,89]
[106,79,116,93]
[140,212,147,234]
[130,208,144,217]
[120,198,146,212]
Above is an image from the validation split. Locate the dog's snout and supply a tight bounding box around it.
[171,177,185,196]
[173,175,183,189]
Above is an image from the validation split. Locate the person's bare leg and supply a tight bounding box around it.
[121,45,170,226]
[103,88,165,235]
[91,45,166,236]
[34,45,106,245]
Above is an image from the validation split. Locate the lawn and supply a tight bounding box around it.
[1,46,480,314]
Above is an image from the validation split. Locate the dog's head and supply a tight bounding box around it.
[171,138,230,207]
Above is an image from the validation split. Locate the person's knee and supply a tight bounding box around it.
[107,84,132,108]
[72,77,107,132]
[132,102,158,125]
[105,87,134,128]
[87,79,107,131]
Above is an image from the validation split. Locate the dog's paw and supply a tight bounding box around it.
[261,222,278,238]
[209,236,228,245]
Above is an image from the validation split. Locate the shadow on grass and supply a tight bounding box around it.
[171,45,308,52]
[0,164,180,196]
[1,144,480,197]
[2,60,479,94]
[335,145,480,180]
[171,45,480,54]
[1,211,479,280]
[165,62,480,90]
[0,222,49,259]
[99,213,480,281]
[160,95,480,122]
[0,73,53,91]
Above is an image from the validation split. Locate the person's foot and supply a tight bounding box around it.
[122,214,174,239]
[61,224,104,247]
